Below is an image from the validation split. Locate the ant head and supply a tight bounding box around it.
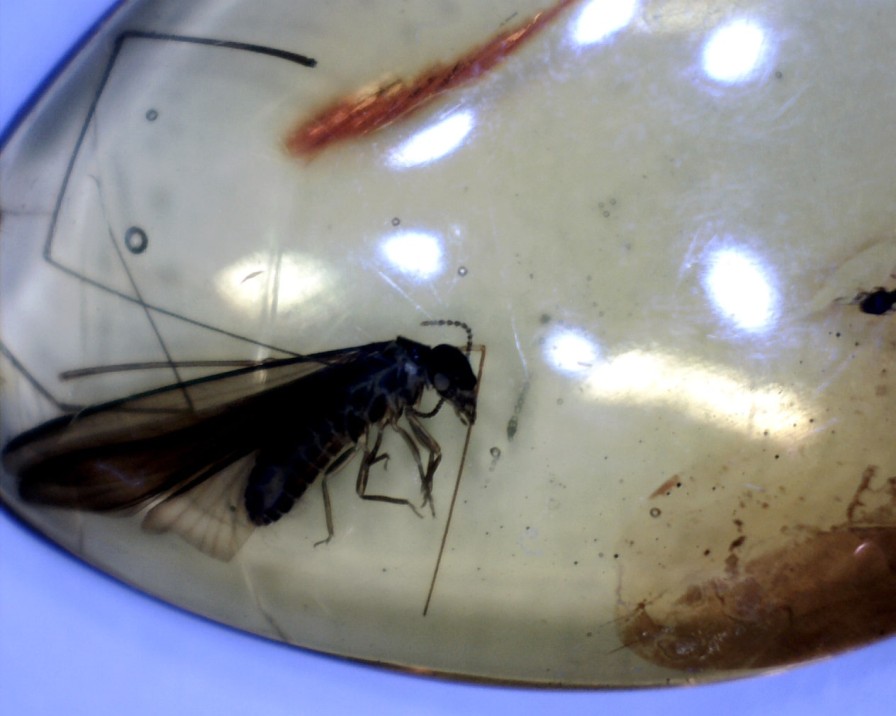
[426,344,477,424]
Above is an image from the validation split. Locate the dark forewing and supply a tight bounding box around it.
[2,346,373,512]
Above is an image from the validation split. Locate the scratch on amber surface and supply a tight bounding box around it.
[284,0,579,157]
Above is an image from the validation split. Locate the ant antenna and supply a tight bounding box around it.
[421,319,473,355]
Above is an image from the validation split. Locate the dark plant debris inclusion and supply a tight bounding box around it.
[618,466,896,671]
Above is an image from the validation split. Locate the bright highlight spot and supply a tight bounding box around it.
[388,110,474,168]
[215,252,329,314]
[543,327,601,375]
[704,247,778,332]
[586,349,813,439]
[702,19,770,84]
[380,230,444,280]
[572,0,639,46]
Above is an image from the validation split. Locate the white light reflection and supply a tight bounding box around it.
[379,230,444,280]
[572,0,639,46]
[214,252,328,313]
[704,246,778,332]
[586,349,813,439]
[388,110,474,169]
[543,327,601,375]
[701,19,770,84]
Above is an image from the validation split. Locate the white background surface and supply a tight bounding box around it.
[2,2,896,713]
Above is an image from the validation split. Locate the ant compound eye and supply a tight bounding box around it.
[433,373,450,392]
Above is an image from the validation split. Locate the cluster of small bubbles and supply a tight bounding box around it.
[598,198,616,218]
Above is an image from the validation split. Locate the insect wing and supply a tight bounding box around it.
[142,453,257,561]
[2,348,368,512]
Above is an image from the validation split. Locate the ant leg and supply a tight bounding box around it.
[313,446,356,547]
[313,472,335,547]
[365,427,390,471]
[404,412,442,515]
[382,417,440,515]
[356,427,424,519]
